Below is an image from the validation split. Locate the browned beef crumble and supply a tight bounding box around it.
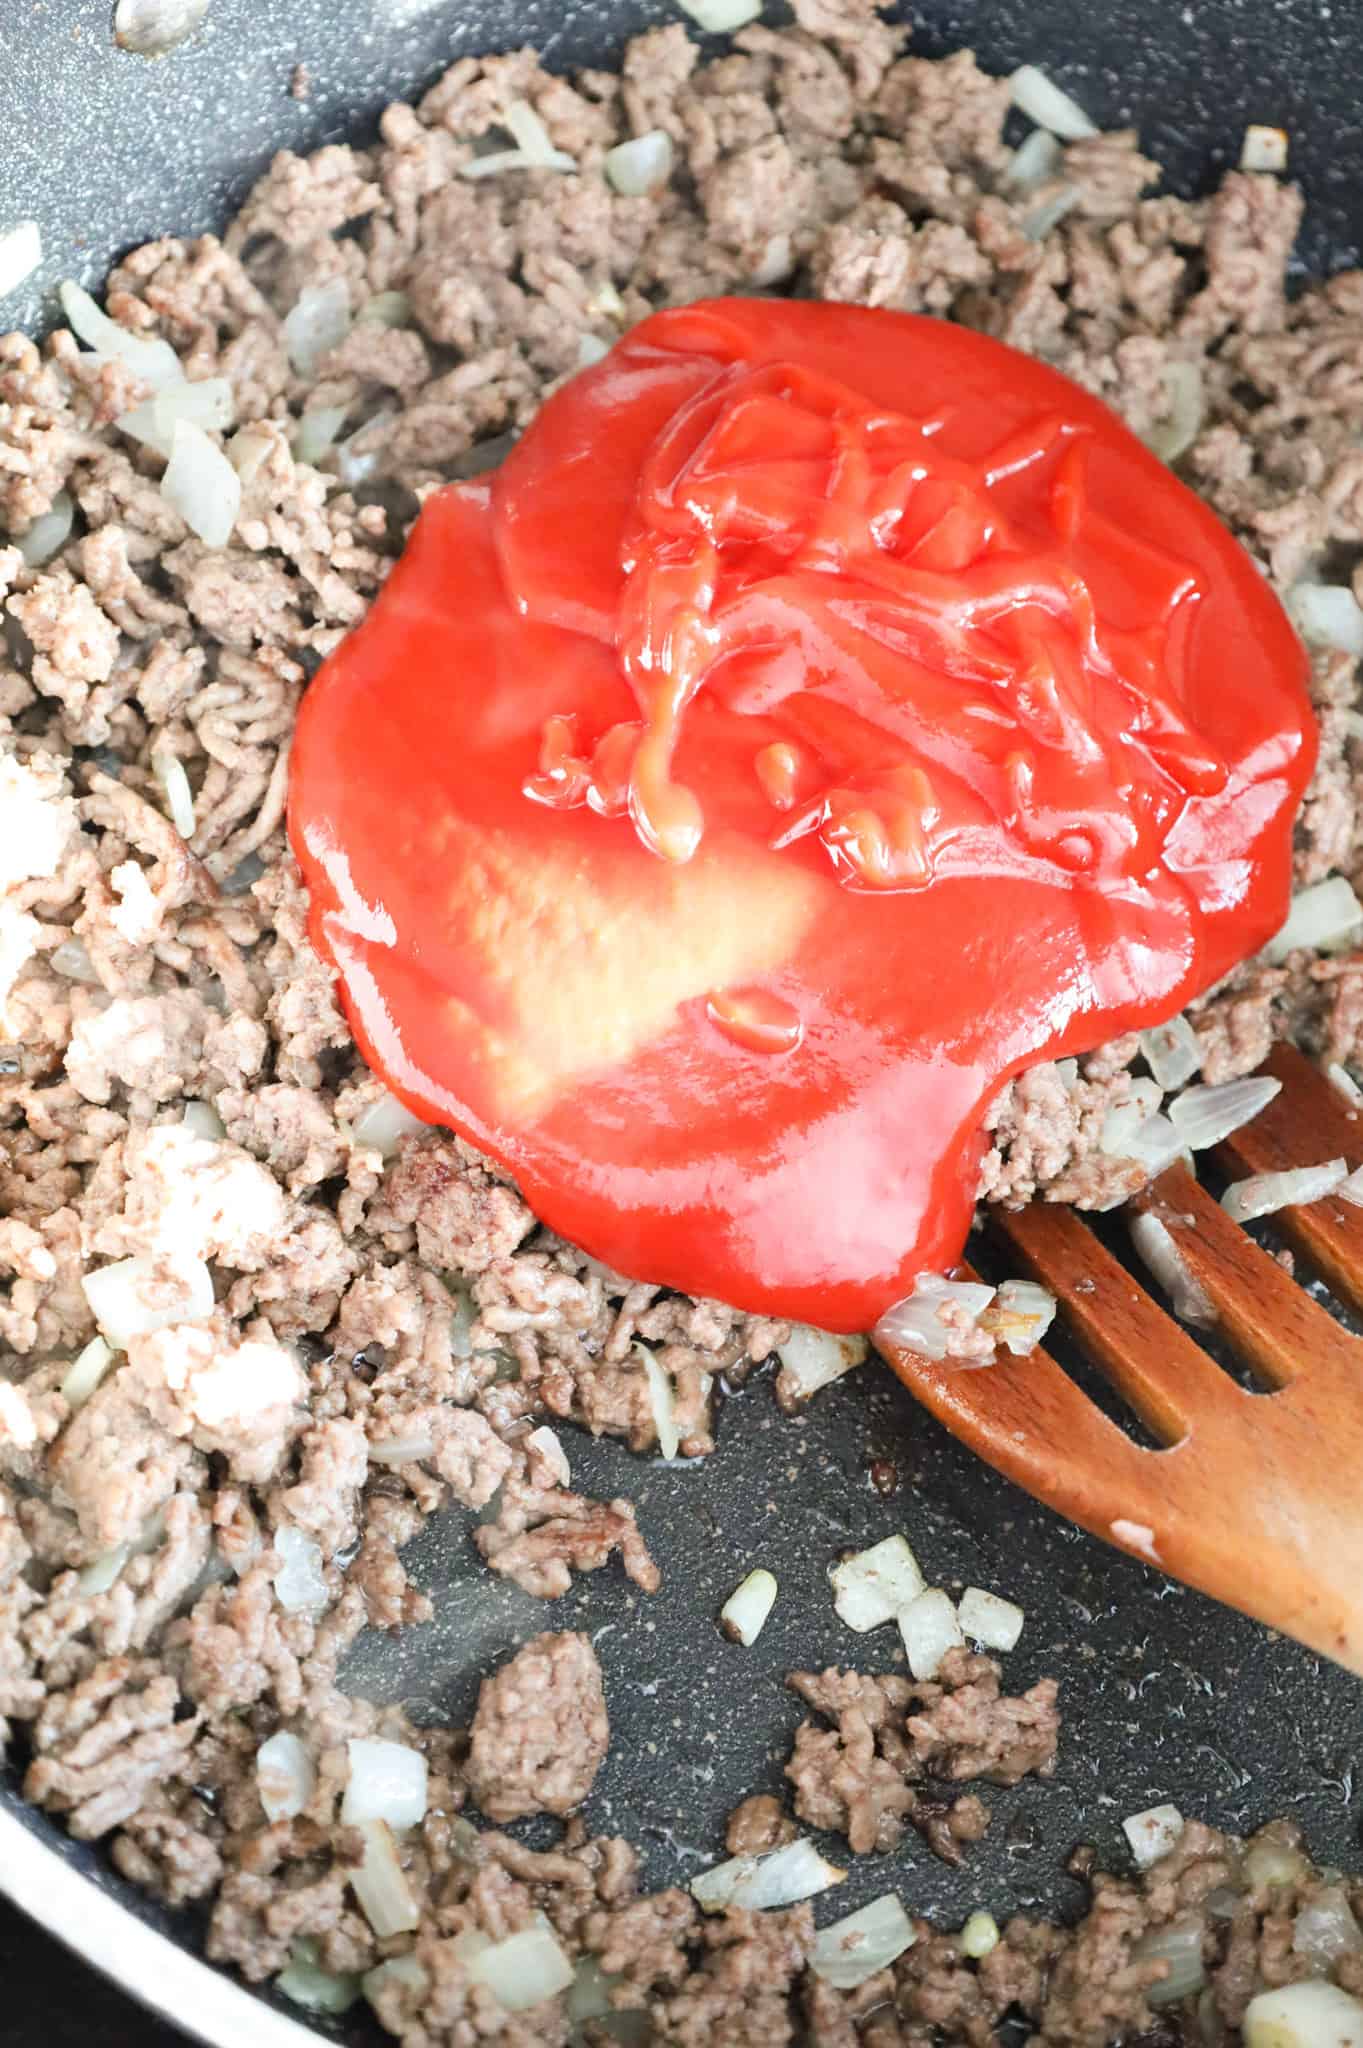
[5,0,1363,2039]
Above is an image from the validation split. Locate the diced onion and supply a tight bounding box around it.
[283,278,351,378]
[153,749,195,839]
[1123,1803,1184,1869]
[1337,1164,1363,1207]
[678,0,763,28]
[1130,1212,1217,1328]
[362,1955,429,2009]
[358,291,413,328]
[978,1279,1056,1356]
[1134,1916,1206,2008]
[1008,65,1098,140]
[60,1335,116,1410]
[17,490,74,568]
[257,1731,316,1822]
[350,1089,429,1159]
[1139,1015,1202,1091]
[899,1587,965,1680]
[1023,186,1081,240]
[526,1424,571,1486]
[79,1543,131,1595]
[959,1911,1000,1960]
[1119,1111,1186,1179]
[638,1343,680,1459]
[1222,1159,1347,1224]
[1005,128,1063,193]
[1144,361,1205,464]
[349,1819,421,1938]
[272,1524,328,1615]
[342,1738,428,1830]
[1243,1981,1363,2047]
[1241,125,1289,174]
[1245,1838,1308,1891]
[1328,1061,1363,1108]
[775,1324,868,1401]
[82,1253,213,1347]
[292,404,349,466]
[810,1894,916,1990]
[117,377,234,459]
[113,0,209,56]
[1263,875,1363,962]
[874,1276,995,1363]
[1168,1075,1281,1150]
[181,1099,225,1141]
[577,334,611,370]
[51,938,98,983]
[367,1430,437,1467]
[1287,583,1363,657]
[1293,1887,1363,1969]
[0,221,42,299]
[830,1535,926,1633]
[499,99,562,167]
[691,1836,845,1914]
[59,280,182,388]
[465,1913,575,2011]
[604,130,675,196]
[461,146,577,179]
[161,418,241,548]
[720,1567,777,1646]
[275,1942,360,2015]
[957,1586,1024,1653]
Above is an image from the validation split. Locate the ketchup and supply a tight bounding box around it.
[289,299,1314,1332]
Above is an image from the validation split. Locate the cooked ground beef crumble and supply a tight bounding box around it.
[6,1,1363,2040]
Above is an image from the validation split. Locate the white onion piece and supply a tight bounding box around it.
[1005,128,1063,192]
[958,1586,1024,1653]
[692,1837,845,1914]
[60,280,182,387]
[272,1524,328,1615]
[293,404,349,466]
[350,1089,429,1159]
[257,1731,316,1822]
[678,0,763,28]
[17,490,74,568]
[461,146,577,179]
[1118,1111,1186,1179]
[1263,875,1363,962]
[162,418,241,548]
[1130,1212,1217,1328]
[1145,361,1205,463]
[1008,65,1098,139]
[358,290,413,328]
[899,1587,965,1679]
[342,1738,428,1830]
[181,1099,226,1142]
[811,1894,916,1990]
[1244,1982,1363,2047]
[367,1429,437,1467]
[1168,1075,1281,1150]
[59,1335,116,1410]
[50,938,98,983]
[1123,1803,1184,1869]
[604,129,675,196]
[577,333,611,370]
[525,1424,571,1486]
[874,1276,995,1362]
[113,0,209,55]
[1222,1159,1347,1224]
[1139,1015,1202,1090]
[720,1567,777,1646]
[1287,582,1363,657]
[959,1911,1001,1959]
[1023,185,1081,240]
[362,1955,429,2008]
[82,1253,213,1347]
[79,1543,131,1596]
[275,1944,360,2015]
[1337,1164,1363,1207]
[0,221,42,299]
[1241,124,1289,173]
[978,1279,1056,1356]
[1134,1915,1206,2007]
[1328,1061,1363,1108]
[283,278,351,378]
[350,1820,421,1938]
[152,748,196,839]
[502,99,562,165]
[118,376,234,458]
[1293,1887,1363,1969]
[1055,1056,1079,1090]
[638,1343,680,1459]
[466,1913,575,2010]
[775,1324,867,1400]
[830,1535,926,1633]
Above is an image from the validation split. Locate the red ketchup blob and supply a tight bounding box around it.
[289,299,1315,1333]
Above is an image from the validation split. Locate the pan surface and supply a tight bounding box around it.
[3,3,1363,2041]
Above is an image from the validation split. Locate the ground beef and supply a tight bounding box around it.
[465,1631,609,1822]
[5,5,1363,2044]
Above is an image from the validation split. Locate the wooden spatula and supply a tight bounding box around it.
[881,1042,1363,1675]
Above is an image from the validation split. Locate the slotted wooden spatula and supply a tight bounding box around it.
[882,1042,1363,1675]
